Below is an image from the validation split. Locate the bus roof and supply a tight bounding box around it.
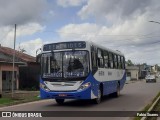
[42,40,124,56]
[86,40,124,56]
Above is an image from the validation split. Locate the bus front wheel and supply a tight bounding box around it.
[94,88,102,104]
[55,99,65,105]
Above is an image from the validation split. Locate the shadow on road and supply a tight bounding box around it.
[44,94,124,108]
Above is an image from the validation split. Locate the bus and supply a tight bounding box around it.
[37,41,126,104]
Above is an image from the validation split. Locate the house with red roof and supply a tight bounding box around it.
[0,45,40,97]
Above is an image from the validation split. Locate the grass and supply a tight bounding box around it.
[145,94,160,120]
[133,91,160,120]
[0,98,15,104]
[0,96,40,107]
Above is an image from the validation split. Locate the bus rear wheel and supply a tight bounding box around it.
[55,99,65,105]
[113,83,120,97]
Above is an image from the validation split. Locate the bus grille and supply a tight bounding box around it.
[50,81,77,86]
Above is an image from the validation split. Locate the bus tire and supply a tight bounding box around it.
[55,99,65,105]
[94,87,101,104]
[113,83,120,97]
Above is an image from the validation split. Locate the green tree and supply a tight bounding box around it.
[126,59,134,66]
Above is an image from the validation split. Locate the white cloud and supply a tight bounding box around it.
[0,0,48,26]
[1,0,160,65]
[78,0,153,21]
[49,10,55,17]
[19,38,43,57]
[0,23,45,50]
[58,15,158,45]
[17,23,45,37]
[58,13,160,65]
[74,0,160,65]
[57,0,86,7]
[58,23,100,41]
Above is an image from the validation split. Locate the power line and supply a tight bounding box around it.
[2,25,160,53]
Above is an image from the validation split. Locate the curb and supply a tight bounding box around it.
[141,94,160,120]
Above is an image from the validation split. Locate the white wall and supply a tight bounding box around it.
[127,70,139,80]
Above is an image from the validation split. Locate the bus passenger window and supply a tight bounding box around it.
[98,49,104,68]
[121,56,125,69]
[91,46,98,74]
[91,52,97,67]
[104,59,108,68]
[109,52,113,69]
[91,46,97,68]
[118,56,122,69]
[114,54,118,69]
[110,61,114,68]
[104,51,109,68]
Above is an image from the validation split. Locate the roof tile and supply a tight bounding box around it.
[0,46,36,62]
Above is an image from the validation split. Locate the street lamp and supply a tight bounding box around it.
[149,21,160,24]
[148,20,160,74]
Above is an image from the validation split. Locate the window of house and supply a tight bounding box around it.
[127,72,131,77]
[2,71,6,80]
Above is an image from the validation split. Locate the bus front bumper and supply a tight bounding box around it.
[40,87,92,100]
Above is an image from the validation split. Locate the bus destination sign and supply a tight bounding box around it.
[43,41,86,51]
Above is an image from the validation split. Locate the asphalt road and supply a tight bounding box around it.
[0,79,160,120]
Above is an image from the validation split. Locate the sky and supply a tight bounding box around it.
[0,0,160,65]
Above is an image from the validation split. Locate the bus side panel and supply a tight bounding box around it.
[86,73,101,99]
[102,73,126,96]
[102,80,118,95]
[120,71,126,90]
[93,69,126,96]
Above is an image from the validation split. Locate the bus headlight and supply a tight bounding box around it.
[78,82,91,91]
[40,83,50,92]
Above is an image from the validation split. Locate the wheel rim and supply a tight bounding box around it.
[97,89,101,103]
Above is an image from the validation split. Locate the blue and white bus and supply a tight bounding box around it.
[38,41,126,104]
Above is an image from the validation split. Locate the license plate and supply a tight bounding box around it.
[59,94,67,97]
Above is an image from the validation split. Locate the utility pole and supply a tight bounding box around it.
[149,20,160,75]
[12,24,16,98]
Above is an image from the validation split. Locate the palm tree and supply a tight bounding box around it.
[19,48,26,53]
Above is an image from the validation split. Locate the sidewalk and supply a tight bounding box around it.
[125,79,144,84]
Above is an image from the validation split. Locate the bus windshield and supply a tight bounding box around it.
[42,51,89,79]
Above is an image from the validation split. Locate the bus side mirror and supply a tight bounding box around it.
[36,54,41,63]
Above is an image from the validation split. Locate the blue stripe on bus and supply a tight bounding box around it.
[101,72,126,95]
[40,72,126,99]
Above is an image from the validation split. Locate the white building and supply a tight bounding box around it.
[126,66,139,80]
